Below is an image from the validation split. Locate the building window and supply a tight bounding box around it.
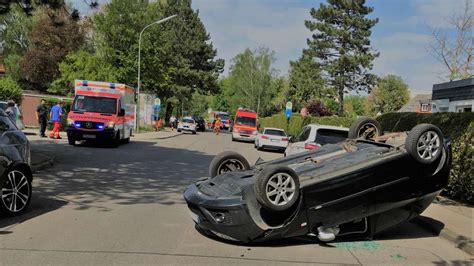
[421,103,430,112]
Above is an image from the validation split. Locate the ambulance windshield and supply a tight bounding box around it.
[72,96,117,114]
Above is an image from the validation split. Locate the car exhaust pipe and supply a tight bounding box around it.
[316,226,340,242]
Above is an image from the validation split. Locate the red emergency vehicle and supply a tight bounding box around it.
[231,108,258,142]
[67,80,136,147]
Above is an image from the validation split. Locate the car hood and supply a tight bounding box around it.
[197,170,256,198]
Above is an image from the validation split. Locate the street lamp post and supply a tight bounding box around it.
[136,14,177,132]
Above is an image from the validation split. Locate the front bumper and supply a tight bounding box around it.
[67,127,116,141]
[232,132,256,142]
[183,184,265,243]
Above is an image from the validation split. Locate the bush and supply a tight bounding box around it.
[376,112,474,204]
[0,77,23,104]
[306,99,332,117]
[376,112,474,140]
[259,112,354,136]
[445,123,473,204]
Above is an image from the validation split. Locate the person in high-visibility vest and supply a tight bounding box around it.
[214,117,222,135]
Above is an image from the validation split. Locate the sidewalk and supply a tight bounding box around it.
[133,128,182,140]
[414,196,473,255]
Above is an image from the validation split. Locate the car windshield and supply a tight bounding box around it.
[264,129,286,136]
[72,96,117,114]
[236,116,256,127]
[315,129,348,144]
[182,118,194,123]
[218,114,230,120]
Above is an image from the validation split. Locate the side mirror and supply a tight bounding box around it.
[118,109,125,116]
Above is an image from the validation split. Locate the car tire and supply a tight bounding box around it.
[68,138,75,146]
[111,131,120,148]
[177,129,181,133]
[406,124,444,164]
[209,151,250,178]
[0,167,32,217]
[348,117,382,140]
[192,131,196,135]
[254,165,300,212]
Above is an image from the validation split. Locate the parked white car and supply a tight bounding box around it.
[177,117,197,134]
[284,124,348,156]
[255,127,289,152]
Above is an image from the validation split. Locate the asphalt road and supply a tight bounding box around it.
[0,131,471,265]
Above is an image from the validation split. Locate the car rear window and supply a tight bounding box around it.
[315,129,348,144]
[264,129,286,136]
[294,127,311,142]
[182,118,194,123]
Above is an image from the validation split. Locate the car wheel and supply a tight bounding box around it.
[68,138,75,146]
[192,131,196,135]
[254,165,300,212]
[0,168,32,217]
[406,124,443,164]
[177,129,182,133]
[348,117,382,140]
[209,151,250,178]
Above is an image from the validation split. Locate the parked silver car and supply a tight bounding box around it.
[285,124,349,156]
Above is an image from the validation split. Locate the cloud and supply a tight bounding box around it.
[193,0,314,75]
[397,0,465,28]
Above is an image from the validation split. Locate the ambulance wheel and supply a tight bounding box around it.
[68,139,75,146]
[112,131,120,148]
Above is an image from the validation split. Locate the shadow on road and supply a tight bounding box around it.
[0,197,68,231]
[29,139,214,211]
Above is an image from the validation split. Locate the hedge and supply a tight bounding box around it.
[259,113,354,136]
[376,112,474,204]
[376,112,474,140]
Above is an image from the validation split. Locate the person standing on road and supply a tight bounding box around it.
[170,115,177,131]
[49,101,64,139]
[5,100,17,126]
[36,99,48,137]
[214,117,222,135]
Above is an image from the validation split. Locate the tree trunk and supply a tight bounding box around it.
[337,87,344,116]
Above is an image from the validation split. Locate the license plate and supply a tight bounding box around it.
[271,139,279,142]
[83,134,96,139]
[188,210,198,223]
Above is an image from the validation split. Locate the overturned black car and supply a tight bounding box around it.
[184,118,451,243]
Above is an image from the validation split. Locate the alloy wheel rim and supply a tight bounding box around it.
[417,131,440,160]
[266,172,296,206]
[217,159,244,174]
[1,170,30,213]
[357,123,379,139]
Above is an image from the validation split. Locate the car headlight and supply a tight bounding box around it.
[107,122,115,128]
[67,119,74,126]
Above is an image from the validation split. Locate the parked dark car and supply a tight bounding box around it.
[184,118,451,243]
[193,116,206,132]
[0,109,33,217]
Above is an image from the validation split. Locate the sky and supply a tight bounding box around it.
[73,0,466,93]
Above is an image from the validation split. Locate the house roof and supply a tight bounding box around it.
[398,94,432,112]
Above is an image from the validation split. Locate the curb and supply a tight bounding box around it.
[31,156,55,173]
[413,216,474,255]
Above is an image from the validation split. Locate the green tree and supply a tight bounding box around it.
[304,0,379,116]
[288,55,327,110]
[94,0,223,118]
[366,75,410,114]
[20,8,85,91]
[0,76,22,103]
[189,91,209,116]
[49,49,118,95]
[344,95,367,117]
[226,47,279,116]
